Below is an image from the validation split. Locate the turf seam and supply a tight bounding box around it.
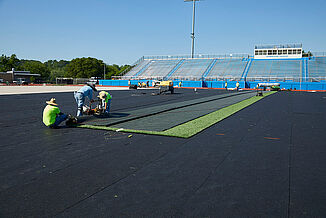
[175,151,232,216]
[194,151,231,192]
[55,137,190,217]
[287,122,294,218]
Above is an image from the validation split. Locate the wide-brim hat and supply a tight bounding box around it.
[97,91,107,100]
[46,98,58,106]
[87,82,97,91]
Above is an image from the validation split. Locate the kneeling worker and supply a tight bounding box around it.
[98,91,112,115]
[43,98,68,128]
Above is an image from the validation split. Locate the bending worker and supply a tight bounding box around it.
[42,98,68,128]
[74,83,97,117]
[98,91,112,115]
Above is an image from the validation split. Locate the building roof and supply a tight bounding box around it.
[14,72,41,76]
[255,44,302,49]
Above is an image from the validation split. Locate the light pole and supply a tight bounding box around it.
[185,0,200,59]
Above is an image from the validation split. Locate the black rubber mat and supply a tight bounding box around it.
[1,90,326,217]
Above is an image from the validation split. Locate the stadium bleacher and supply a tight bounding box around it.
[308,57,326,81]
[138,59,180,79]
[205,58,247,80]
[110,51,326,90]
[123,59,151,78]
[246,59,302,81]
[169,58,212,80]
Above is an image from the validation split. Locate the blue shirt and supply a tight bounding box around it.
[78,85,93,99]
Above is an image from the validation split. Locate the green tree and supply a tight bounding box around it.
[1,54,131,81]
[44,59,70,82]
[0,54,20,72]
[21,60,51,80]
[65,57,104,78]
[44,60,70,69]
[105,64,119,79]
[104,64,131,79]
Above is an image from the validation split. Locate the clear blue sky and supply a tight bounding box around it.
[1,0,326,65]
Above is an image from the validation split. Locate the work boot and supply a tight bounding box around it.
[65,115,78,127]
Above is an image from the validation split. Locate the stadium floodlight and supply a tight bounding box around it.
[184,0,201,58]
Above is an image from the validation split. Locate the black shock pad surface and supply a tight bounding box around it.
[1,90,326,217]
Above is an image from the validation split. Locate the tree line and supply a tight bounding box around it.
[0,54,131,83]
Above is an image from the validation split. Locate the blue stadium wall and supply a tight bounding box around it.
[100,79,326,91]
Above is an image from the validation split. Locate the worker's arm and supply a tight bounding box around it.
[85,88,94,102]
[55,107,62,116]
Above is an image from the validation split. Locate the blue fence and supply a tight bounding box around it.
[100,79,326,91]
[245,81,326,90]
[99,80,129,86]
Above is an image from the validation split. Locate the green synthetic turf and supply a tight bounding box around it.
[162,91,275,137]
[78,91,276,138]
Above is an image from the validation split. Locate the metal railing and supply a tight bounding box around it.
[119,56,145,76]
[245,77,326,82]
[143,54,250,60]
[312,52,326,57]
[204,76,242,81]
[56,77,90,85]
[112,75,241,81]
[305,77,326,82]
[112,75,326,83]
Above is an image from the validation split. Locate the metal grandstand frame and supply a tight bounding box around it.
[117,51,326,82]
[313,52,326,57]
[119,54,250,77]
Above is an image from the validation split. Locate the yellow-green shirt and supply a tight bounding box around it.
[43,105,60,126]
[102,91,112,103]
